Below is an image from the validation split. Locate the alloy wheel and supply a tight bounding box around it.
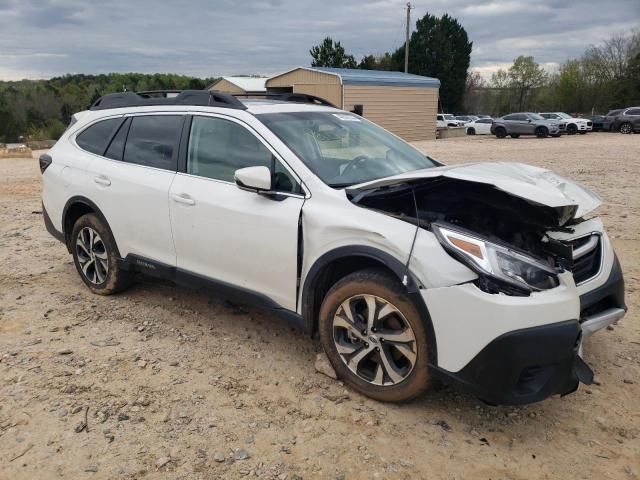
[75,227,109,284]
[620,123,632,134]
[332,294,417,386]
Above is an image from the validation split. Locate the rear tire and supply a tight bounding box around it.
[467,127,476,135]
[71,213,132,295]
[318,268,431,402]
[535,126,548,138]
[619,122,633,134]
[495,127,507,138]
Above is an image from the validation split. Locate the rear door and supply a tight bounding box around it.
[83,114,183,266]
[169,114,305,311]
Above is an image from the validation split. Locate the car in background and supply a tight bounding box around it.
[476,114,493,119]
[491,112,563,138]
[586,115,606,131]
[455,115,477,124]
[612,107,640,134]
[539,112,592,135]
[437,114,465,128]
[602,109,623,131]
[466,118,494,135]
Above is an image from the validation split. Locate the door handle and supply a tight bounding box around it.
[171,193,195,206]
[94,175,111,186]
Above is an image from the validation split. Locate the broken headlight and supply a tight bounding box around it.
[432,224,559,293]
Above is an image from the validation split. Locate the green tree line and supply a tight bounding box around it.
[310,12,472,113]
[0,73,216,143]
[464,31,640,116]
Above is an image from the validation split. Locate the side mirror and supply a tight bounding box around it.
[234,166,272,192]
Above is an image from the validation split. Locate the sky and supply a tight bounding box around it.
[0,0,638,80]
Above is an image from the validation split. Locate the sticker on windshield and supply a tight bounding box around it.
[333,113,361,122]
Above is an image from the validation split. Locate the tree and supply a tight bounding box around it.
[392,13,472,112]
[462,71,486,113]
[508,56,547,111]
[309,37,356,68]
[358,53,394,70]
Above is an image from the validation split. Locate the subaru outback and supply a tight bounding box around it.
[41,90,626,405]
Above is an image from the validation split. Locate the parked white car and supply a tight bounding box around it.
[539,112,593,134]
[437,113,464,128]
[41,90,626,405]
[465,118,494,135]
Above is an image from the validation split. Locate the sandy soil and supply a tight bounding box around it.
[1,133,638,480]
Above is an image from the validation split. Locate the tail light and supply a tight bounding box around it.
[39,153,52,174]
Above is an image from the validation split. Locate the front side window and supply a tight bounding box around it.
[76,118,121,155]
[258,111,438,188]
[123,115,182,170]
[528,113,545,120]
[187,116,300,193]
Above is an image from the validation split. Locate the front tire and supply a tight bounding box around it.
[535,126,548,138]
[567,123,578,135]
[71,213,132,295]
[467,127,476,135]
[318,269,430,402]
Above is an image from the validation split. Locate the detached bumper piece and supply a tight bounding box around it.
[434,320,589,405]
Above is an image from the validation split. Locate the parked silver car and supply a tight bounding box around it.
[491,112,564,138]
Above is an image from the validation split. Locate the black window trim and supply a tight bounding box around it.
[180,112,309,199]
[103,117,132,160]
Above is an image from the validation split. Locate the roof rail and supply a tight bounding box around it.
[89,89,247,111]
[232,92,337,108]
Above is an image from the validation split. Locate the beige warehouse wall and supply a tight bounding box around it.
[343,86,438,141]
[209,79,246,94]
[292,84,342,109]
[267,68,341,88]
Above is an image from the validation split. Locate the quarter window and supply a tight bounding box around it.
[123,115,182,170]
[76,118,121,155]
[187,116,300,193]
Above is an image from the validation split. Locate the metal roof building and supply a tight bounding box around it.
[266,67,440,141]
[208,76,267,95]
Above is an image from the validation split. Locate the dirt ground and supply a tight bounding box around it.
[1,133,638,480]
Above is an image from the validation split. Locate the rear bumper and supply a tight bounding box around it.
[432,320,585,405]
[43,203,65,244]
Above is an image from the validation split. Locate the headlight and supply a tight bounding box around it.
[432,224,559,293]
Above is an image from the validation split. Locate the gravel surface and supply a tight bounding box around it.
[1,133,638,479]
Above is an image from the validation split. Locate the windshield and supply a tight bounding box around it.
[258,111,438,187]
[444,114,456,120]
[529,113,545,120]
[557,112,572,119]
[606,110,622,116]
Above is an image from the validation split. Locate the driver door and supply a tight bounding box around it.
[169,115,305,311]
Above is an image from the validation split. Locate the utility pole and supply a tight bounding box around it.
[404,2,413,73]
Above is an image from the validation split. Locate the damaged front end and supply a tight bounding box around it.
[347,169,599,298]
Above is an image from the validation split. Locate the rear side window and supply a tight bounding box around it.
[626,108,640,115]
[76,118,121,155]
[105,118,130,161]
[123,115,182,170]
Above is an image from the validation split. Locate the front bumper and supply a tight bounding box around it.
[425,252,626,405]
[432,320,585,405]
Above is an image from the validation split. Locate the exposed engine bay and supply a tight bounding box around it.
[349,178,583,288]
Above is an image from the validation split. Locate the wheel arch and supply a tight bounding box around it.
[301,246,437,365]
[62,196,121,256]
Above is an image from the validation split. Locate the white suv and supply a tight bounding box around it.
[540,112,593,134]
[41,90,626,405]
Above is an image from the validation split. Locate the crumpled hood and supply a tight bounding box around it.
[348,161,601,221]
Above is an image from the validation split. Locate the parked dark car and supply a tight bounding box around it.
[602,109,623,131]
[612,107,640,134]
[491,112,563,138]
[586,115,606,131]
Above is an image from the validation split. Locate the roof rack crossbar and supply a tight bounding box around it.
[231,92,337,108]
[89,90,247,111]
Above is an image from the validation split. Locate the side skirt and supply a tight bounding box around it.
[120,254,306,332]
